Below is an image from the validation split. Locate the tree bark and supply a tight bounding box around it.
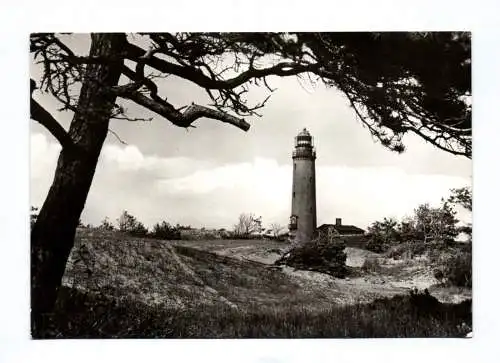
[30,34,125,335]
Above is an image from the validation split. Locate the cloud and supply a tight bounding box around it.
[30,133,61,179]
[30,133,61,208]
[157,158,469,229]
[30,133,471,231]
[101,144,211,178]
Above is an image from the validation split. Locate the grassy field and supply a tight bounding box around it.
[34,228,472,338]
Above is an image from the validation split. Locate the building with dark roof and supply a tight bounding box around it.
[317,218,365,236]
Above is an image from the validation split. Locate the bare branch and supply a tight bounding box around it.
[112,115,153,122]
[30,79,75,150]
[112,46,251,131]
[108,129,128,144]
[120,91,250,131]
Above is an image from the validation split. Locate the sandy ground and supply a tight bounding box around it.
[175,239,471,304]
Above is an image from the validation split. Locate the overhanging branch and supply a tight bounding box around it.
[125,43,318,90]
[114,48,250,131]
[121,91,250,131]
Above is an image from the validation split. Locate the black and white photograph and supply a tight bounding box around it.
[27,31,474,339]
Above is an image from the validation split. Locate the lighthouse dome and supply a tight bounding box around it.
[293,128,315,157]
[297,128,311,137]
[295,128,314,148]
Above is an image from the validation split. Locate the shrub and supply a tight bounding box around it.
[150,221,181,240]
[128,222,148,237]
[385,240,427,260]
[179,229,222,240]
[433,249,472,287]
[365,217,401,253]
[365,234,390,253]
[274,232,347,278]
[97,217,115,231]
[361,257,383,273]
[116,211,148,237]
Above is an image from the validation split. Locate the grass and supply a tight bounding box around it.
[64,230,332,310]
[34,286,471,338]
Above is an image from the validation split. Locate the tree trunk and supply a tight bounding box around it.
[31,33,125,334]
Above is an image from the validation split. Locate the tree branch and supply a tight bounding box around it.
[120,91,250,131]
[108,129,127,144]
[125,43,318,90]
[30,80,75,150]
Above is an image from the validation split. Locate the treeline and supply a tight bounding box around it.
[93,211,222,240]
[30,208,288,241]
[33,210,280,241]
[364,187,472,287]
[365,186,472,254]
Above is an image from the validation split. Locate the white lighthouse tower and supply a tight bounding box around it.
[289,128,317,244]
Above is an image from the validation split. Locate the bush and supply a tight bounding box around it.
[179,229,224,240]
[365,235,390,253]
[97,217,115,231]
[361,257,383,273]
[364,217,401,253]
[275,232,347,278]
[385,240,427,260]
[150,221,181,240]
[127,222,148,237]
[116,211,148,237]
[433,249,472,287]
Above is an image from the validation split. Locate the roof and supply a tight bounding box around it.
[317,224,365,235]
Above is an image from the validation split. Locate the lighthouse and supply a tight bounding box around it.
[289,128,317,244]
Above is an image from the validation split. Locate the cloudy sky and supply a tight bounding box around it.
[30,34,472,231]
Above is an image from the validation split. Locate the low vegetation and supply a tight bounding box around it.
[150,221,182,240]
[30,227,472,339]
[361,187,472,290]
[275,232,348,278]
[431,244,472,288]
[34,286,471,339]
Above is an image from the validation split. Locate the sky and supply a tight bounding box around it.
[30,34,472,231]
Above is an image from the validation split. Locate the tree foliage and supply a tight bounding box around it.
[366,187,464,253]
[412,202,459,244]
[448,186,472,212]
[365,217,401,252]
[302,32,471,156]
[447,186,472,240]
